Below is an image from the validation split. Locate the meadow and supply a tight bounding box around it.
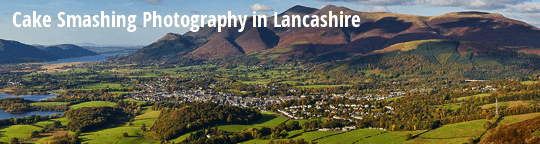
[68,101,117,109]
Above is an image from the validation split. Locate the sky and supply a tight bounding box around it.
[1,0,540,46]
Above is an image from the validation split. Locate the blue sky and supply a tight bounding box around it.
[1,0,540,46]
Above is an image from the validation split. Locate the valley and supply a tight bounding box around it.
[2,4,540,144]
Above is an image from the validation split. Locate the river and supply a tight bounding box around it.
[0,93,62,119]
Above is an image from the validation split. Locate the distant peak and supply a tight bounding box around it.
[279,5,318,16]
[456,11,491,15]
[159,33,183,41]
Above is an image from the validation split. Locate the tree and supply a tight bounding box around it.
[10,137,19,144]
[52,120,62,128]
[29,130,39,138]
[406,133,413,140]
[141,123,147,132]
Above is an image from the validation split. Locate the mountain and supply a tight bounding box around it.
[34,44,99,59]
[0,39,59,64]
[121,33,206,63]
[124,5,540,64]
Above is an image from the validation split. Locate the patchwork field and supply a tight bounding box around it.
[217,112,288,132]
[79,106,160,144]
[69,101,117,109]
[406,119,487,144]
[30,102,69,106]
[0,125,42,143]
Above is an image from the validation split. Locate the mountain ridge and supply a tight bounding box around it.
[123,5,540,64]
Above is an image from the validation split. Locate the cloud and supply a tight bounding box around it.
[316,0,533,10]
[365,6,391,12]
[190,10,201,14]
[503,3,540,13]
[132,0,164,5]
[249,4,274,11]
[315,0,415,6]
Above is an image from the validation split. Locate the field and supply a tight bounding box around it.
[457,93,491,101]
[79,83,133,90]
[34,117,69,128]
[295,85,352,88]
[498,112,540,125]
[69,101,117,109]
[479,100,530,109]
[217,112,288,132]
[79,106,160,144]
[314,129,385,143]
[0,125,42,142]
[30,102,69,106]
[406,119,487,143]
[357,131,424,144]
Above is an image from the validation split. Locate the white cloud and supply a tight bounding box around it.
[249,4,274,12]
[316,0,533,10]
[503,3,540,13]
[315,0,415,6]
[132,0,164,5]
[365,6,390,12]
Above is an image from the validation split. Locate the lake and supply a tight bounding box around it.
[0,93,62,119]
[43,53,127,64]
[0,93,56,101]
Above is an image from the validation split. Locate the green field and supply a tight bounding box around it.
[499,112,540,125]
[358,131,424,144]
[521,81,538,84]
[435,103,461,111]
[0,125,42,142]
[217,112,288,132]
[34,117,69,128]
[30,102,69,106]
[406,119,487,144]
[296,85,352,88]
[457,93,491,101]
[79,83,133,90]
[79,106,160,144]
[69,101,117,109]
[315,129,385,143]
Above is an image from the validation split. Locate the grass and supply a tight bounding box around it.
[419,119,487,139]
[218,112,288,132]
[30,102,68,106]
[499,112,540,125]
[480,100,530,109]
[123,99,147,105]
[290,131,343,141]
[0,125,42,142]
[435,103,461,111]
[358,131,424,144]
[79,83,133,90]
[295,85,352,88]
[69,101,117,109]
[457,93,491,101]
[521,81,537,84]
[405,120,487,144]
[78,106,160,144]
[315,129,385,143]
[34,117,69,128]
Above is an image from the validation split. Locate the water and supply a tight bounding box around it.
[43,53,126,64]
[0,93,56,101]
[0,110,62,119]
[0,93,61,119]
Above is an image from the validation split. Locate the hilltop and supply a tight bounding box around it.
[124,5,540,64]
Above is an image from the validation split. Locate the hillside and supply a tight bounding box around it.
[34,44,99,59]
[0,39,58,64]
[124,5,540,64]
